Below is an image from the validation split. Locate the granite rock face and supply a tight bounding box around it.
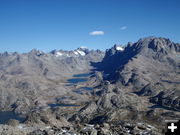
[68,37,179,134]
[150,89,180,111]
[94,36,180,111]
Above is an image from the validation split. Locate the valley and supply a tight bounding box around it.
[0,37,179,135]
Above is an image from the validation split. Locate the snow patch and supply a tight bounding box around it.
[55,52,63,57]
[66,54,71,57]
[74,51,79,55]
[17,125,23,129]
[73,50,86,56]
[77,50,85,56]
[116,46,124,51]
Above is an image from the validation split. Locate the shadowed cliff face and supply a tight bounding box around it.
[90,36,180,112]
[93,37,179,88]
[114,37,179,90]
[65,38,179,135]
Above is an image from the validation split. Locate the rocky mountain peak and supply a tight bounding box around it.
[0,51,10,57]
[49,47,92,58]
[114,45,124,51]
[132,36,179,54]
[95,36,179,89]
[104,44,124,58]
[79,46,88,50]
[29,49,44,56]
[74,47,89,56]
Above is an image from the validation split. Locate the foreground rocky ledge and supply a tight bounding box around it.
[0,121,163,135]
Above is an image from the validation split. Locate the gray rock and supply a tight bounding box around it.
[7,119,19,127]
[0,47,104,114]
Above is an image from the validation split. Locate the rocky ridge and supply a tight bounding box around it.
[0,37,179,135]
[0,47,104,114]
[68,37,180,134]
[94,37,180,111]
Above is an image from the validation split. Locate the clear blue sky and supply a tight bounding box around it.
[0,0,180,52]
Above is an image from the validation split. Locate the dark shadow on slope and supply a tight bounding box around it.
[90,43,141,80]
[89,115,108,124]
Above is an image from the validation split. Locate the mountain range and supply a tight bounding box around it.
[0,36,179,134]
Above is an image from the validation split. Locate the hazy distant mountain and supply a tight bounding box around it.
[0,48,104,112]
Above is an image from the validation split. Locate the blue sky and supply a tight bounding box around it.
[0,0,180,52]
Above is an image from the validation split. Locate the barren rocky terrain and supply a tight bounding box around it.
[0,37,179,135]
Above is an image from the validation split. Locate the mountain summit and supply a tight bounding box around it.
[95,36,180,111]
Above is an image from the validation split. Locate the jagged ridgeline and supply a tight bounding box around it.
[0,47,104,112]
[68,37,180,135]
[93,36,180,110]
[0,37,179,134]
